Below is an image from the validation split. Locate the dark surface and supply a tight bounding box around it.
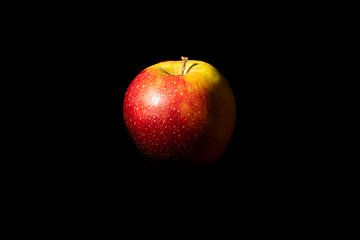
[53,35,315,214]
[15,3,334,228]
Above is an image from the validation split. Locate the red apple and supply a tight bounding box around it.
[123,57,236,166]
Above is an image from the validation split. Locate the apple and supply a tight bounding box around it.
[123,57,236,166]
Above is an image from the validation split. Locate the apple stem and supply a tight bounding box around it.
[181,56,188,75]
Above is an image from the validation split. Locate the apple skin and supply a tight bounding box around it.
[123,58,236,166]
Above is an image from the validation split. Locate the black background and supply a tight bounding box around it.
[11,2,338,230]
